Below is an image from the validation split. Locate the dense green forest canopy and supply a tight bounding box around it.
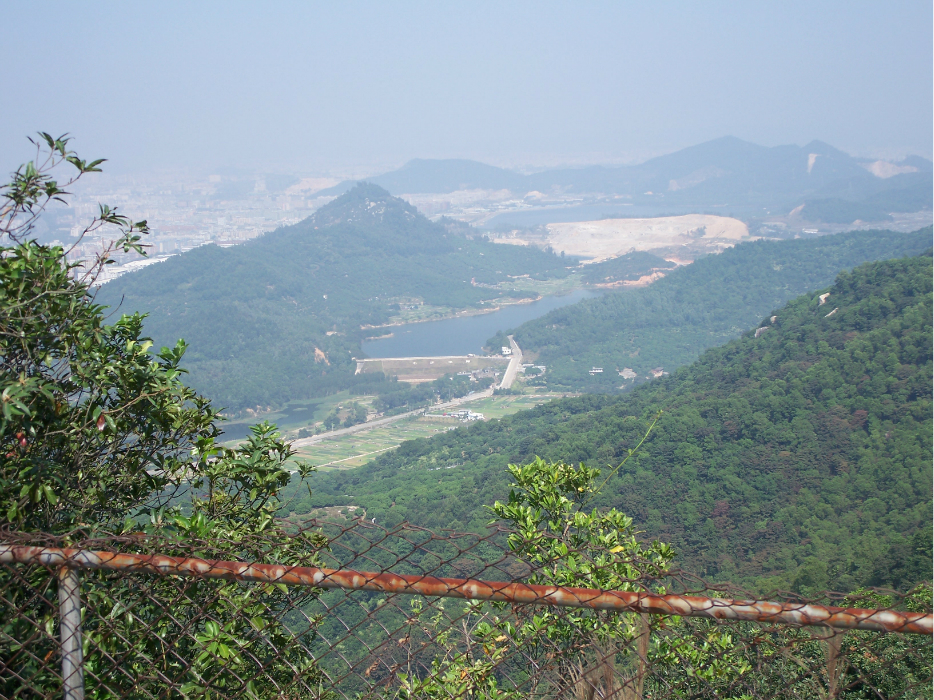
[490,227,932,392]
[97,184,569,411]
[295,254,933,593]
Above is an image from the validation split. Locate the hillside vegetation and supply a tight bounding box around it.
[97,184,569,411]
[491,227,932,392]
[296,254,933,592]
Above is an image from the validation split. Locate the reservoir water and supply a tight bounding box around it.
[362,288,599,358]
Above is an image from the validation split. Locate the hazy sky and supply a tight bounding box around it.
[3,1,931,175]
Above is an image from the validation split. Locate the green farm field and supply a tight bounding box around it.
[436,392,566,419]
[295,417,452,469]
[294,390,567,470]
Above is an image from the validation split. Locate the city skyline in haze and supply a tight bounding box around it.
[2,1,932,177]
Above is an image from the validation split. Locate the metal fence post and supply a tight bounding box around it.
[58,566,84,700]
[824,631,843,699]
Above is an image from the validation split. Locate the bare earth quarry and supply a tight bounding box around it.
[542,214,751,262]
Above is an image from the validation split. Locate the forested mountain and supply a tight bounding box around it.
[319,137,932,219]
[488,227,932,392]
[296,254,934,592]
[97,184,569,411]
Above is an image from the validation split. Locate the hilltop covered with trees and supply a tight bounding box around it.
[297,253,934,593]
[97,184,570,411]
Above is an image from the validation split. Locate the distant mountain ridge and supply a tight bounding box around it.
[351,158,528,195]
[318,137,932,220]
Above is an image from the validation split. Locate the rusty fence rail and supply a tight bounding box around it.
[2,544,931,635]
[1,525,931,699]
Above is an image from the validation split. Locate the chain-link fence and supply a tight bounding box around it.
[1,521,931,699]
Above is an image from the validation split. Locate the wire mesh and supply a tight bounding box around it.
[1,520,931,699]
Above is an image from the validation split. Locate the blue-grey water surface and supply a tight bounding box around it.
[362,288,599,358]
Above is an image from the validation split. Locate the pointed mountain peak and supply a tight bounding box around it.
[308,182,420,228]
[801,140,851,158]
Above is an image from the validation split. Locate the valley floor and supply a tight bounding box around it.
[293,390,567,471]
